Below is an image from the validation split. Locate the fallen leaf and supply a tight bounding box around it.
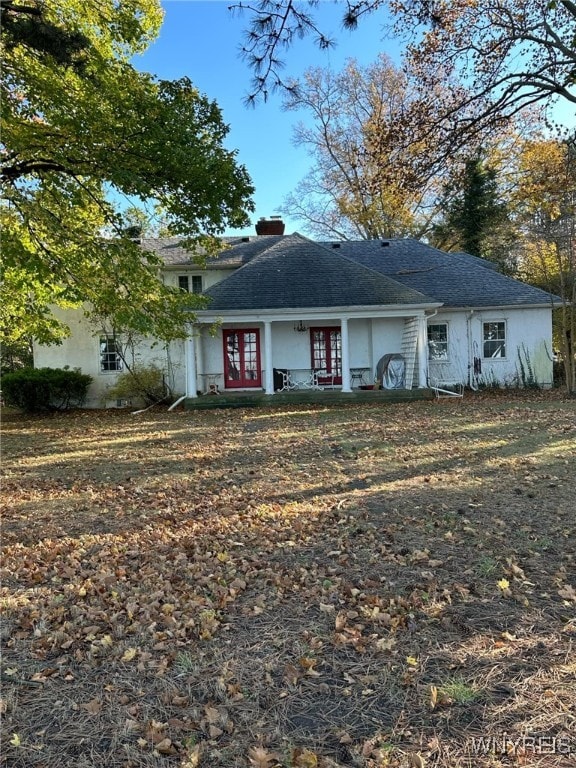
[292,747,318,767]
[507,562,526,580]
[155,737,176,755]
[121,647,138,662]
[204,705,220,723]
[410,753,425,768]
[81,698,102,715]
[247,745,281,767]
[184,743,202,767]
[558,584,576,602]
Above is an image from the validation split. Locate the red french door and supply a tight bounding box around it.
[310,327,342,384]
[223,329,262,388]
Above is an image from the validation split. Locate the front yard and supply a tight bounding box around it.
[1,394,575,767]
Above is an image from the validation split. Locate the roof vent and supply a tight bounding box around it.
[241,236,250,242]
[381,241,390,247]
[332,243,341,249]
[255,216,285,236]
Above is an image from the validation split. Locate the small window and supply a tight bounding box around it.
[483,321,506,358]
[100,336,123,372]
[178,275,202,293]
[428,323,448,360]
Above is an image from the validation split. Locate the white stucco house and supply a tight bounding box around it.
[33,219,559,407]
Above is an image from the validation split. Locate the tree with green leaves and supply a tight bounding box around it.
[1,0,254,348]
[431,155,516,270]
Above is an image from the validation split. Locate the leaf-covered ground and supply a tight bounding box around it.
[1,394,575,768]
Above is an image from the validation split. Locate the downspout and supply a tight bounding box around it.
[424,310,438,386]
[467,310,478,390]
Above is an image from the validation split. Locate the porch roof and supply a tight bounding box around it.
[203,234,437,311]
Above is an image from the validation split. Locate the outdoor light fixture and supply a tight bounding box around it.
[294,320,308,333]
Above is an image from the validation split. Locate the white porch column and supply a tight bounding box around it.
[417,315,428,388]
[195,326,204,381]
[341,317,352,392]
[185,327,198,398]
[264,321,274,395]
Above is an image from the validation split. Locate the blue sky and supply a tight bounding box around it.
[133,2,574,238]
[133,1,402,236]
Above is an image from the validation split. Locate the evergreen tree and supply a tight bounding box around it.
[432,156,515,270]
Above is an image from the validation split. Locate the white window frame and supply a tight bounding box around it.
[483,321,507,359]
[178,274,203,294]
[427,322,449,361]
[99,336,123,373]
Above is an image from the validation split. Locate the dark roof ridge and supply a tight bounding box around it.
[312,237,439,301]
[229,232,437,302]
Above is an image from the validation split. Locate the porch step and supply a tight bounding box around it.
[184,388,435,410]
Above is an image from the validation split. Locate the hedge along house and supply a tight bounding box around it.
[33,220,559,407]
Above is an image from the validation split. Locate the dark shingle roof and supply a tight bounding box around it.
[319,238,558,308]
[204,234,435,311]
[140,235,283,268]
[451,251,501,272]
[143,234,559,309]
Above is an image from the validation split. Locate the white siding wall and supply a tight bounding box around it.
[429,308,554,388]
[370,318,405,377]
[33,308,186,407]
[32,304,554,407]
[471,307,553,387]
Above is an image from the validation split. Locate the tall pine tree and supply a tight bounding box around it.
[432,156,515,271]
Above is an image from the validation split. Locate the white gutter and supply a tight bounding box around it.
[423,310,438,387]
[467,310,478,390]
[195,303,443,325]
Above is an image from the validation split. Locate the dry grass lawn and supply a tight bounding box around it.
[1,393,575,767]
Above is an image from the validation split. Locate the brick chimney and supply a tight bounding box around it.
[255,216,285,235]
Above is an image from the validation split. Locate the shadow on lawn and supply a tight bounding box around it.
[1,399,575,767]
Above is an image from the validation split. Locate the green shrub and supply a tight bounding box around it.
[1,368,92,412]
[107,364,169,406]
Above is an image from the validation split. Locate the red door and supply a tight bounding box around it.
[310,327,342,384]
[223,329,262,388]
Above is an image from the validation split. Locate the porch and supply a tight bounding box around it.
[184,386,436,410]
[185,310,436,401]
